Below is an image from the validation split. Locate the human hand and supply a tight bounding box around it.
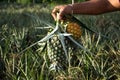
[51,5,73,21]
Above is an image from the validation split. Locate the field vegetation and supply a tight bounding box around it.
[0,2,120,80]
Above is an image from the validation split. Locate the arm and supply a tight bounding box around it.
[52,0,120,20]
[72,0,120,15]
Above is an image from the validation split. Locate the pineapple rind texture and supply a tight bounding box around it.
[62,14,83,40]
[47,35,74,71]
[66,22,82,40]
[47,35,67,70]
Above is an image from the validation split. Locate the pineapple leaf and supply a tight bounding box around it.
[19,21,59,54]
[58,33,72,60]
[68,36,93,54]
[35,26,53,29]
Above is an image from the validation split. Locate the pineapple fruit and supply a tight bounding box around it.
[47,15,82,71]
[62,14,82,40]
[47,35,71,71]
[66,22,82,40]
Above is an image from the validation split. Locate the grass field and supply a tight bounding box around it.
[0,3,120,80]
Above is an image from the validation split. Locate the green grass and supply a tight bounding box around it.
[0,4,120,80]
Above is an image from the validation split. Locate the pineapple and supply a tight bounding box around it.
[47,35,70,71]
[66,22,82,40]
[47,15,82,71]
[62,14,82,40]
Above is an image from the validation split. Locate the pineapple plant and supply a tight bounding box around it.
[21,13,106,72]
[21,13,92,72]
[46,14,83,71]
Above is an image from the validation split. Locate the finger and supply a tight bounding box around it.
[51,7,59,21]
[51,11,57,21]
